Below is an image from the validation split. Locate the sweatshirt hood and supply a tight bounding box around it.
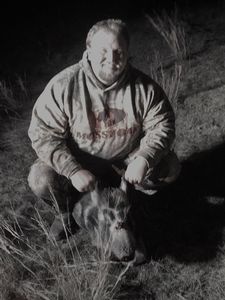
[80,50,130,91]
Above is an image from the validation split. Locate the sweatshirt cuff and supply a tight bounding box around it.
[133,149,157,168]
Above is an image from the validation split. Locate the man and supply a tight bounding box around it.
[28,19,181,240]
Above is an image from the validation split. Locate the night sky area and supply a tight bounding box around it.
[0,0,223,81]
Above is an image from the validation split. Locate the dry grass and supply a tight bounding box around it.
[0,76,28,119]
[145,10,188,62]
[145,10,189,117]
[0,207,131,300]
[150,55,182,114]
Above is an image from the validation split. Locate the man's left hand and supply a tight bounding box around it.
[125,156,149,185]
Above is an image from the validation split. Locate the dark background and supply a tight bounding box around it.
[0,0,223,80]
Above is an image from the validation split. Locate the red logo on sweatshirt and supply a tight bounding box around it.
[89,108,126,130]
[72,107,139,141]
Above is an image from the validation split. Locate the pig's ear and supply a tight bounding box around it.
[120,176,128,193]
[90,181,100,204]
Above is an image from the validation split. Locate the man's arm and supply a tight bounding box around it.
[28,78,83,179]
[138,90,175,166]
[125,81,175,184]
[28,78,97,192]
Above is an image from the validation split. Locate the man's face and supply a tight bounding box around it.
[87,29,129,86]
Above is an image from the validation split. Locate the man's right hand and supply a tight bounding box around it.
[70,170,96,192]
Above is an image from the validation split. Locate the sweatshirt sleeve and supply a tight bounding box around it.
[28,77,82,178]
[134,81,175,168]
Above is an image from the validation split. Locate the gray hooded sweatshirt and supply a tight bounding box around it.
[28,51,175,179]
